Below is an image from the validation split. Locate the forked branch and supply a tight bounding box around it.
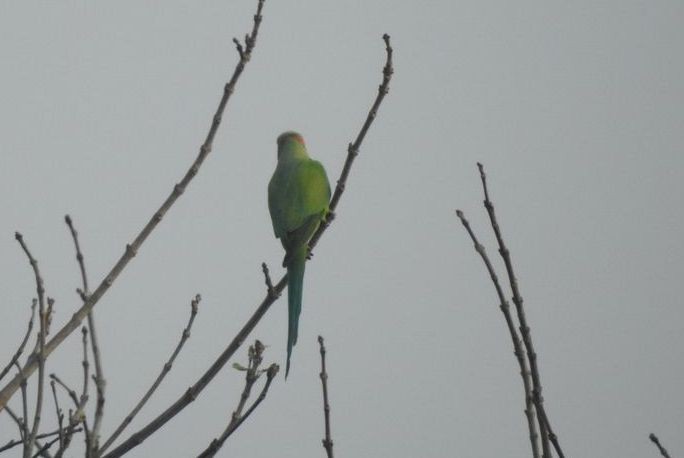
[14,233,48,458]
[475,163,563,458]
[457,163,566,458]
[455,209,539,458]
[65,214,106,455]
[99,295,201,453]
[0,300,36,383]
[197,341,278,457]
[308,33,393,252]
[0,0,264,412]
[3,406,53,458]
[102,30,393,458]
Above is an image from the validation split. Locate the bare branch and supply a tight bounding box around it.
[261,262,277,298]
[50,380,64,452]
[99,294,201,453]
[102,31,393,458]
[0,425,82,455]
[44,298,54,338]
[308,33,393,253]
[64,215,91,299]
[213,365,278,450]
[50,373,90,458]
[4,406,53,458]
[649,433,672,458]
[53,408,80,458]
[475,163,563,458]
[0,0,265,413]
[232,38,244,60]
[65,214,106,455]
[80,327,90,413]
[30,425,80,458]
[198,342,278,458]
[455,209,539,457]
[49,375,79,408]
[14,233,48,458]
[0,300,36,383]
[318,336,334,458]
[17,363,29,449]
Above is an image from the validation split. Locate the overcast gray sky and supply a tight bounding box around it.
[1,1,683,457]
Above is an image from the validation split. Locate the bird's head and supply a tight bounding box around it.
[276,131,308,160]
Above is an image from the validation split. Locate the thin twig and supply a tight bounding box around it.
[53,408,80,458]
[4,406,54,458]
[197,343,278,458]
[31,423,82,458]
[476,163,563,458]
[44,298,54,338]
[99,294,201,453]
[0,300,37,383]
[261,262,277,298]
[102,31,393,458]
[455,210,539,458]
[318,336,334,458]
[79,327,92,458]
[15,233,48,458]
[5,405,27,445]
[198,341,264,457]
[80,327,90,412]
[65,214,106,456]
[308,33,393,253]
[28,298,53,359]
[212,365,278,450]
[50,380,64,451]
[64,215,90,299]
[49,374,80,408]
[17,362,29,446]
[649,433,672,458]
[233,340,265,421]
[50,374,89,458]
[30,430,73,458]
[0,425,82,454]
[0,0,265,414]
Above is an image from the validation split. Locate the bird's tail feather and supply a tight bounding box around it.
[285,245,307,378]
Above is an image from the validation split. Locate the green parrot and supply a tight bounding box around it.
[268,131,331,377]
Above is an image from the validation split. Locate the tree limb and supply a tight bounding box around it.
[102,31,393,458]
[197,341,278,458]
[649,433,672,458]
[455,209,539,458]
[3,406,53,458]
[475,163,564,458]
[0,300,36,383]
[65,214,106,456]
[0,0,263,412]
[99,295,201,453]
[318,336,334,458]
[15,233,48,458]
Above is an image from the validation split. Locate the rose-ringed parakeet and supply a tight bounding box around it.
[268,132,331,377]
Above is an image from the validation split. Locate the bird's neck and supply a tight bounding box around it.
[278,143,309,161]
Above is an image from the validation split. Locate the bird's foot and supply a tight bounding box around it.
[323,211,336,225]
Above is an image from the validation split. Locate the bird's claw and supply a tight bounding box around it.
[323,211,336,224]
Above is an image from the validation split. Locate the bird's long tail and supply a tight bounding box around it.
[286,245,307,378]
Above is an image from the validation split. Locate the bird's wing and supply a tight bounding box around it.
[269,159,331,242]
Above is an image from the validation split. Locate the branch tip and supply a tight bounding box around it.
[98,8,393,455]
[318,335,334,458]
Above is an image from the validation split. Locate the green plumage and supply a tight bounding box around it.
[268,132,331,377]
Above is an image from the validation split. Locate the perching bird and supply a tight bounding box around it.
[268,132,331,377]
